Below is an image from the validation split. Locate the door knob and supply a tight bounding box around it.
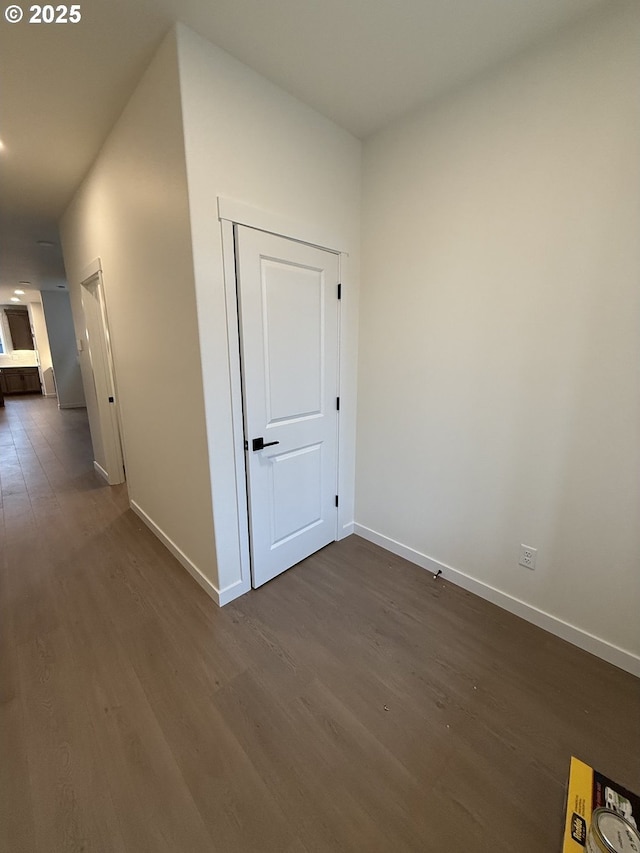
[252,437,280,451]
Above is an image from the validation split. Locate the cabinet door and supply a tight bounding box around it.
[23,369,41,392]
[2,372,25,393]
[5,309,35,350]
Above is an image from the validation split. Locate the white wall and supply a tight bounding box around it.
[176,25,361,598]
[356,2,640,671]
[28,299,56,396]
[60,32,218,586]
[40,291,85,407]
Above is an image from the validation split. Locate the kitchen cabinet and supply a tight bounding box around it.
[0,367,42,395]
[5,308,35,350]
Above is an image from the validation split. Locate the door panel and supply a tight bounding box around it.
[270,443,323,544]
[262,260,323,423]
[236,225,339,588]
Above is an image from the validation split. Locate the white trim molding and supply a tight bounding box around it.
[219,217,253,598]
[340,521,355,538]
[130,500,247,607]
[217,197,347,255]
[354,523,640,678]
[217,578,250,607]
[80,256,102,284]
[93,461,110,483]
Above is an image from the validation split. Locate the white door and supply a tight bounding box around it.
[81,271,125,485]
[235,225,340,588]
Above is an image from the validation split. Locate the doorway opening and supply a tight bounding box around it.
[80,262,125,485]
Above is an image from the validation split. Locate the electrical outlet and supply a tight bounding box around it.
[519,545,537,570]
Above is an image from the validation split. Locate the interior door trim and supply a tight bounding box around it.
[219,198,347,598]
[218,197,347,256]
[80,262,126,486]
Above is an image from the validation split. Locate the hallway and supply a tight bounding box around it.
[1,397,639,852]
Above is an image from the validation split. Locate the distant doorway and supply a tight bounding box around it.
[80,265,125,485]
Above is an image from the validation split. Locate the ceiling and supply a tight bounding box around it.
[0,0,609,300]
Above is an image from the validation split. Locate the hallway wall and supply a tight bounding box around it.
[176,25,361,597]
[61,24,361,603]
[60,31,218,592]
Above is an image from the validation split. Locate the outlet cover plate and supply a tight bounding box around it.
[519,545,537,570]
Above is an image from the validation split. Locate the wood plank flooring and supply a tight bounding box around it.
[1,396,638,852]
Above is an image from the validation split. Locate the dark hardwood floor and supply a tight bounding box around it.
[1,396,638,852]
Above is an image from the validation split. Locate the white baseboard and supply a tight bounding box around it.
[339,521,355,539]
[129,500,248,607]
[93,461,110,483]
[217,578,251,606]
[354,523,640,678]
[94,460,125,486]
[58,403,87,409]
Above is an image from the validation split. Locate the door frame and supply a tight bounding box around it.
[80,258,126,485]
[218,197,351,593]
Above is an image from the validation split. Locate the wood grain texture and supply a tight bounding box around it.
[1,397,638,852]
